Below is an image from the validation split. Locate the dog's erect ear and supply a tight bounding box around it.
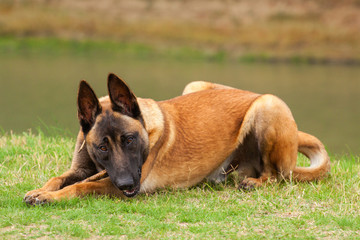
[77,80,102,134]
[107,73,141,118]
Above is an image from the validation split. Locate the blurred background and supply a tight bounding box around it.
[0,0,359,155]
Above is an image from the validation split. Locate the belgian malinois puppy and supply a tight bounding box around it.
[24,73,330,205]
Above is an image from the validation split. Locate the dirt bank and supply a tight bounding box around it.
[1,0,360,63]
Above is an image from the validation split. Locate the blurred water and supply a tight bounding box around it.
[0,54,359,155]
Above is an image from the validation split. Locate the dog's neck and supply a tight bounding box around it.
[138,98,165,151]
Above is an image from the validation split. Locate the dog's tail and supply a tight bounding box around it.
[292,131,331,181]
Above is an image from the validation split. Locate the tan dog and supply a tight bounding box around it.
[24,73,330,205]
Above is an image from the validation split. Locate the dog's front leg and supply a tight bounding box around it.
[23,167,97,205]
[24,132,98,203]
[25,177,124,205]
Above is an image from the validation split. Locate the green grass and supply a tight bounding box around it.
[2,36,359,65]
[1,132,360,239]
[0,36,227,62]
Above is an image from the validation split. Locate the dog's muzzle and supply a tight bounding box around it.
[121,168,142,198]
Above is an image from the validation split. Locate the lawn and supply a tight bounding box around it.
[1,132,360,239]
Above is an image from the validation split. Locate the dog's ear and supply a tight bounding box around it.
[77,80,102,134]
[107,73,141,118]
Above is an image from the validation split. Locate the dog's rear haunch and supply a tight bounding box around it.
[24,73,330,205]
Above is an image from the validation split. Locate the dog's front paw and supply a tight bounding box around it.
[23,189,42,203]
[24,190,54,206]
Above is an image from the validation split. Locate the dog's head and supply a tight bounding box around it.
[77,73,149,198]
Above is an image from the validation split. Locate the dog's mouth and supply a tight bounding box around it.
[122,184,140,198]
[118,168,142,198]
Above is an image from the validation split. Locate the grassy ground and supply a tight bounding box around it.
[1,132,360,239]
[1,36,358,65]
[0,37,230,62]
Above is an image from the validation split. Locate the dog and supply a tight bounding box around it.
[24,73,331,205]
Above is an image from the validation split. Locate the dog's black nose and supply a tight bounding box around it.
[114,177,134,190]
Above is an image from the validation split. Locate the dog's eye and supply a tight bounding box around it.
[99,145,108,152]
[125,136,135,145]
[121,135,136,146]
[126,136,134,145]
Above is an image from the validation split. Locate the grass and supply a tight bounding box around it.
[1,36,359,66]
[1,132,360,239]
[0,36,221,62]
[0,36,318,64]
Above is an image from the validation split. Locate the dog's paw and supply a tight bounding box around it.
[238,178,262,191]
[23,190,54,206]
[238,180,256,191]
[23,189,42,203]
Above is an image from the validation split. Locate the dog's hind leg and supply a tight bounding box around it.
[237,94,298,190]
[239,136,298,190]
